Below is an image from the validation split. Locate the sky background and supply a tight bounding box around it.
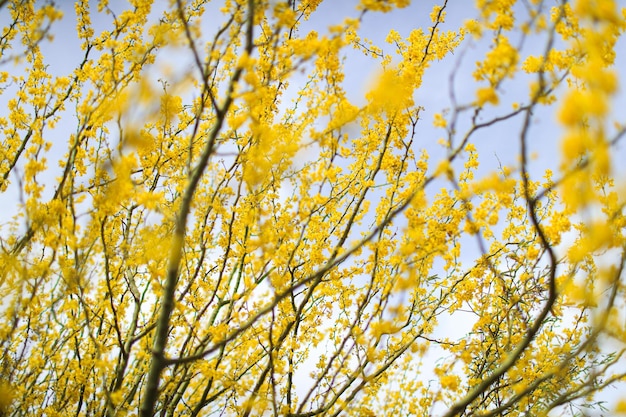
[1,0,626,415]
[2,0,625,219]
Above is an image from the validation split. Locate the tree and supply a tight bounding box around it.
[1,0,625,415]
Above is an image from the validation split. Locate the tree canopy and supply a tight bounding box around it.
[1,0,626,416]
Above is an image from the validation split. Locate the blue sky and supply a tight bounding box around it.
[1,0,626,414]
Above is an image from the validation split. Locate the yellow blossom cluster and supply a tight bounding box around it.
[1,1,625,416]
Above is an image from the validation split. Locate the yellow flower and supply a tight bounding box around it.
[433,113,447,128]
[476,86,499,106]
